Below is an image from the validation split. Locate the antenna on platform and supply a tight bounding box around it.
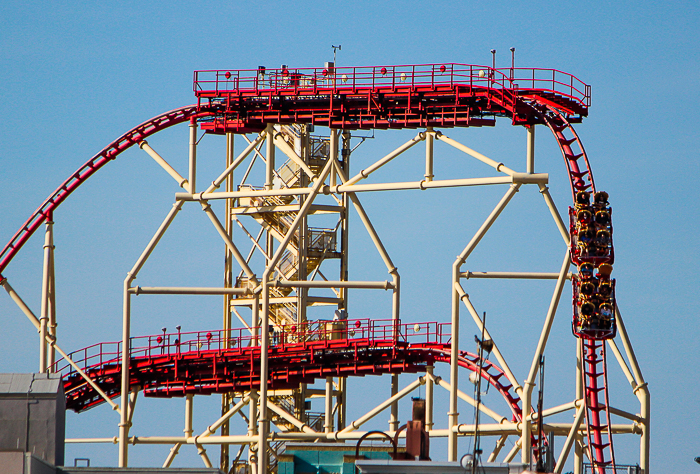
[332,44,342,66]
[510,47,516,80]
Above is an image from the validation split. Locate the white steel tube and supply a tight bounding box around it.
[201,201,256,279]
[325,377,333,433]
[139,141,188,189]
[120,200,185,466]
[526,126,535,174]
[205,131,267,194]
[1,278,120,408]
[525,400,579,421]
[266,400,315,433]
[554,404,586,474]
[463,271,572,280]
[539,184,571,245]
[607,339,637,389]
[257,159,335,474]
[488,434,509,462]
[130,287,253,296]
[265,123,274,190]
[119,277,132,467]
[345,133,423,186]
[615,307,650,473]
[274,131,315,179]
[432,374,509,424]
[449,183,520,461]
[39,220,54,373]
[436,132,516,176]
[271,280,393,289]
[200,395,250,438]
[522,249,571,465]
[340,376,424,433]
[329,129,338,187]
[129,201,184,278]
[456,286,522,395]
[389,373,399,431]
[332,161,398,276]
[334,176,525,193]
[178,174,546,202]
[504,439,522,463]
[425,128,434,181]
[163,443,181,468]
[48,252,56,370]
[189,120,197,194]
[184,394,194,438]
[425,366,434,431]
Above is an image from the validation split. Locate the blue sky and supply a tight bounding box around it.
[1,1,698,472]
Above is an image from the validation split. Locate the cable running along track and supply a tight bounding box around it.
[1,62,631,473]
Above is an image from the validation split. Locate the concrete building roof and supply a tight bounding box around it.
[0,373,63,395]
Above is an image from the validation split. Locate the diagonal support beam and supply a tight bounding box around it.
[339,376,425,434]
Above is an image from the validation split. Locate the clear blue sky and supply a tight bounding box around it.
[1,1,698,472]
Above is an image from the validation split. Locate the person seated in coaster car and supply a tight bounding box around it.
[578,262,595,279]
[598,280,613,300]
[595,229,610,247]
[577,208,592,225]
[595,209,611,227]
[593,191,609,209]
[575,190,591,208]
[578,226,595,245]
[598,303,614,328]
[580,280,596,297]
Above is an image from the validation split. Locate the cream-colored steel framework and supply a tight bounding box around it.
[2,121,649,474]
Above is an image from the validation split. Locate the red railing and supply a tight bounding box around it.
[193,63,590,108]
[51,319,450,378]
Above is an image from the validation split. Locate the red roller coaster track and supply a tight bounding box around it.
[1,62,616,471]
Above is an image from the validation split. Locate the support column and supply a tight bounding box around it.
[449,183,521,461]
[265,123,275,190]
[337,377,347,430]
[118,276,133,467]
[389,373,399,431]
[221,131,234,474]
[248,393,258,472]
[325,376,334,433]
[258,280,271,474]
[425,366,434,431]
[526,125,535,174]
[189,119,198,194]
[184,394,194,439]
[425,127,434,181]
[39,218,54,373]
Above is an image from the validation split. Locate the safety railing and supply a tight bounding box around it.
[50,319,450,378]
[308,227,336,252]
[193,63,590,108]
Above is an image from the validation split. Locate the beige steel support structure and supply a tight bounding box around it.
[119,200,185,467]
[257,157,335,474]
[0,121,649,473]
[221,131,234,473]
[39,219,55,373]
[449,183,521,460]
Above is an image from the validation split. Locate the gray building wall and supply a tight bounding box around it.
[0,374,65,466]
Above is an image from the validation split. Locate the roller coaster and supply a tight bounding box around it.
[0,62,650,474]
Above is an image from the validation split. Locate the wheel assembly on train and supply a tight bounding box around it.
[0,62,649,474]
